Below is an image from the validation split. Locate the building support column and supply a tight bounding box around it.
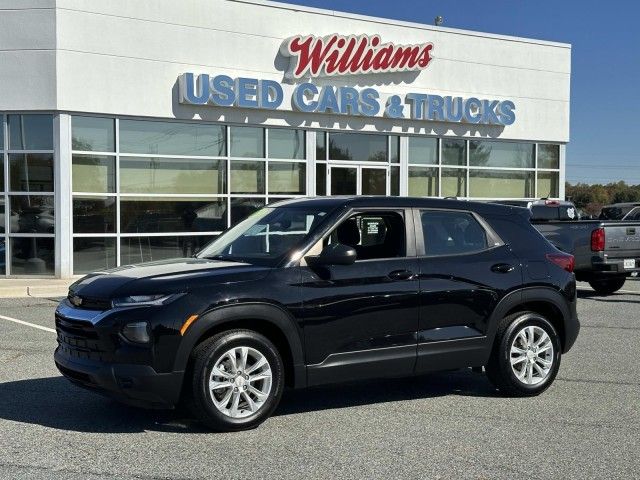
[559,143,567,200]
[54,113,73,278]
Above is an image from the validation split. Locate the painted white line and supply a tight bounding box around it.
[0,314,56,333]
[577,287,639,295]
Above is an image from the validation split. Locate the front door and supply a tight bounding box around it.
[328,165,388,196]
[299,208,419,386]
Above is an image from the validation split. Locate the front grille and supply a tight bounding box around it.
[67,292,111,311]
[55,314,117,362]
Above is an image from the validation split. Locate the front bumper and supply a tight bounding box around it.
[54,347,183,409]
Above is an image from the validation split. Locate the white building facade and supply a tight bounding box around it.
[0,0,571,278]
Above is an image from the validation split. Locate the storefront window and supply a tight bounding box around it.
[390,166,400,196]
[316,163,326,195]
[120,157,226,194]
[8,114,53,150]
[390,136,400,163]
[72,116,115,152]
[231,198,265,225]
[72,155,116,193]
[230,161,265,194]
[230,126,265,158]
[72,197,116,233]
[9,154,54,192]
[538,144,560,169]
[441,139,466,166]
[120,197,227,233]
[120,120,225,156]
[268,129,305,159]
[73,238,116,274]
[469,170,534,198]
[316,132,327,160]
[409,167,438,196]
[537,171,560,197]
[441,168,466,197]
[469,140,534,168]
[408,137,438,165]
[120,235,216,265]
[328,132,387,162]
[10,237,54,275]
[9,195,55,234]
[268,162,306,194]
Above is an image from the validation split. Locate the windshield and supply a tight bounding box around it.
[197,206,329,266]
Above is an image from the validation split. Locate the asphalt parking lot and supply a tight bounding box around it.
[0,282,639,479]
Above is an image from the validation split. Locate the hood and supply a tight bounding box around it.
[69,258,271,299]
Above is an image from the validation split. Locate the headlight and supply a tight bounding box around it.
[122,322,150,343]
[111,294,181,308]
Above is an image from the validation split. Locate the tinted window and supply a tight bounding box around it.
[328,211,406,260]
[421,210,488,255]
[328,133,387,162]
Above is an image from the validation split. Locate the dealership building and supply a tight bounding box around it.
[0,0,571,278]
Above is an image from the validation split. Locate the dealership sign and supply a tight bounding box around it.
[280,34,434,79]
[178,73,516,125]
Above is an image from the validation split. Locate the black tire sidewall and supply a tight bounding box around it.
[499,314,562,395]
[589,277,626,295]
[192,331,284,431]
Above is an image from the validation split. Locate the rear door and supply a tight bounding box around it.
[414,208,522,373]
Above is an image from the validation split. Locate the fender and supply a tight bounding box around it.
[172,302,307,388]
[483,286,575,356]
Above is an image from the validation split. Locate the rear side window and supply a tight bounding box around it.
[421,210,488,255]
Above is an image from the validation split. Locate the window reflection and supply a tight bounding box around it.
[73,238,116,274]
[120,197,227,233]
[538,144,560,169]
[9,195,55,233]
[73,197,116,233]
[268,129,304,159]
[8,114,53,151]
[469,140,534,169]
[9,154,54,192]
[441,139,466,166]
[120,235,216,264]
[11,237,55,275]
[230,127,265,158]
[408,137,438,165]
[72,116,115,152]
[268,162,306,195]
[328,133,387,162]
[231,198,265,225]
[72,155,116,193]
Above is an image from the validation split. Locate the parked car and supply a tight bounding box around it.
[495,199,640,294]
[55,197,580,431]
[599,202,640,221]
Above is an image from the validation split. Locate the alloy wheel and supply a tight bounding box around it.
[509,325,554,385]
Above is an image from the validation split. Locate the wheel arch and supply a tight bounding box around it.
[486,288,572,353]
[173,303,306,389]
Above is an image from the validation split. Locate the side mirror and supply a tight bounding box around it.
[305,243,357,267]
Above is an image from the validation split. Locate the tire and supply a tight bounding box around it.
[485,312,561,396]
[588,276,626,295]
[186,329,285,432]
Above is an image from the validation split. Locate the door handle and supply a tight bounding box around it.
[388,270,415,281]
[491,263,515,273]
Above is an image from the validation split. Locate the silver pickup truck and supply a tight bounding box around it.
[497,200,640,294]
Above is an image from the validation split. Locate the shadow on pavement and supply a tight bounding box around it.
[578,290,640,304]
[0,370,497,433]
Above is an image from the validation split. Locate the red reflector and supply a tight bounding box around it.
[546,253,575,273]
[591,227,605,252]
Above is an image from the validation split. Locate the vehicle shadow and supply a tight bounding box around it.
[0,370,497,434]
[578,290,640,304]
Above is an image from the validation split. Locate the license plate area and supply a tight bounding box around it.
[623,259,636,269]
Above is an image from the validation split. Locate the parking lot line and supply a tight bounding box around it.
[0,314,56,334]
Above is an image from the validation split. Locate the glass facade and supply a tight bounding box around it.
[0,113,564,277]
[2,114,55,275]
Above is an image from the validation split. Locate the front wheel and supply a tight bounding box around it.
[186,329,285,431]
[588,276,626,295]
[486,312,561,396]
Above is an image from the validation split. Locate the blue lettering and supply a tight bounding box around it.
[464,98,482,124]
[360,88,380,116]
[292,83,318,112]
[210,75,235,107]
[498,100,516,125]
[317,86,340,114]
[339,87,360,115]
[444,96,463,122]
[180,73,210,105]
[405,93,428,119]
[235,77,259,108]
[427,95,445,121]
[259,80,283,109]
[482,99,500,124]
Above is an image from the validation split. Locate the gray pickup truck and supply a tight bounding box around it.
[497,200,640,294]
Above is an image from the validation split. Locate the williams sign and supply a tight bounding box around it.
[279,34,434,79]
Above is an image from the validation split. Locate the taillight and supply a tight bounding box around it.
[591,227,605,252]
[546,253,575,273]
[544,200,560,206]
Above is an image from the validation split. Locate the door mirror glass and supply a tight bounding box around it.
[305,243,356,267]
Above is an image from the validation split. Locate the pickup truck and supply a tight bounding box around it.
[497,200,640,294]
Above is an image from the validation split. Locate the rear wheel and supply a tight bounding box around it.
[588,276,626,295]
[186,329,285,431]
[486,312,561,396]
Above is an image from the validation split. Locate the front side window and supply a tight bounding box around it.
[421,210,488,256]
[197,207,330,266]
[327,211,406,261]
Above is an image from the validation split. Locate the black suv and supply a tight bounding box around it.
[55,197,580,431]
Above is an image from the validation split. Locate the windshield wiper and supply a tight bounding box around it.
[201,254,244,263]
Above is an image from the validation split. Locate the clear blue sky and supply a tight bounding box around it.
[278,0,639,185]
